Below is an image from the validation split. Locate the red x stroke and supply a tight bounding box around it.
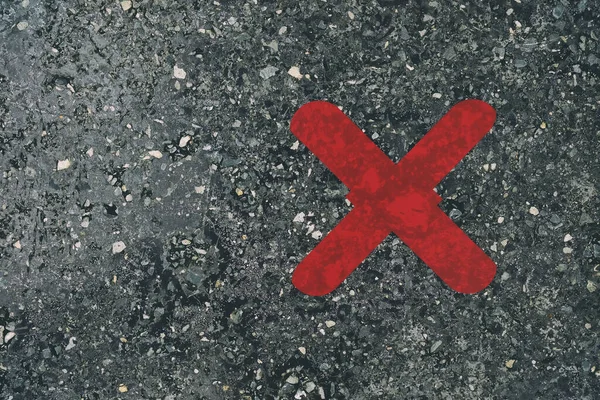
[290,100,497,296]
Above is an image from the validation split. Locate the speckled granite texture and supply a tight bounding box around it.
[0,1,599,399]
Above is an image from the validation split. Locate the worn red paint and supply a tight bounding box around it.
[290,100,497,296]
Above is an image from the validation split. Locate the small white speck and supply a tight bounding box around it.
[325,320,336,328]
[13,240,21,249]
[148,150,163,159]
[406,63,415,71]
[5,332,15,343]
[491,163,497,170]
[179,135,191,147]
[288,66,303,80]
[120,0,132,11]
[563,247,573,254]
[529,206,539,216]
[483,163,490,171]
[173,65,186,80]
[112,241,126,254]
[506,8,514,15]
[311,230,322,239]
[260,65,278,80]
[195,186,206,194]
[587,280,597,293]
[17,21,28,30]
[286,375,299,384]
[348,11,355,19]
[298,346,306,354]
[497,216,505,223]
[86,148,94,157]
[57,159,71,171]
[291,140,299,150]
[278,26,287,35]
[432,93,442,99]
[65,337,76,351]
[564,234,573,242]
[293,212,305,223]
[349,289,355,296]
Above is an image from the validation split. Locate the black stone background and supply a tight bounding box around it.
[1,0,599,399]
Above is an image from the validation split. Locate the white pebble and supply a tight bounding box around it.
[298,346,306,354]
[195,186,206,194]
[432,93,442,99]
[86,148,94,157]
[286,375,299,384]
[5,332,15,343]
[57,159,71,171]
[17,21,28,30]
[288,66,303,80]
[148,150,163,159]
[564,234,572,242]
[65,337,76,350]
[311,231,322,239]
[293,212,305,223]
[529,206,539,216]
[112,241,126,254]
[497,216,504,223]
[290,140,299,150]
[491,163,497,170]
[483,163,489,171]
[325,320,336,328]
[348,11,355,20]
[259,66,278,80]
[179,135,191,147]
[173,65,186,80]
[562,247,572,254]
[120,0,132,11]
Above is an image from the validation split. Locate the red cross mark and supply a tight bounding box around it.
[290,100,497,296]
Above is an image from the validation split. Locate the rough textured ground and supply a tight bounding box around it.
[1,0,599,399]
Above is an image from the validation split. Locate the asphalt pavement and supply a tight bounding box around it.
[0,0,599,399]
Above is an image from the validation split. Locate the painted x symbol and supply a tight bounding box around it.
[290,100,497,296]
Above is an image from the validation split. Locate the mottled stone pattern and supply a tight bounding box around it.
[0,0,599,399]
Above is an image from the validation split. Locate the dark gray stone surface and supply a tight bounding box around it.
[0,0,599,399]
